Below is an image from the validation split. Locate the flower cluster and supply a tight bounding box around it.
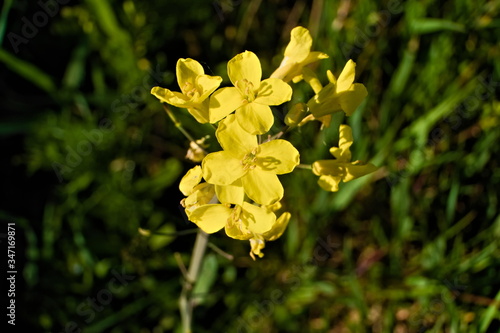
[151,26,377,259]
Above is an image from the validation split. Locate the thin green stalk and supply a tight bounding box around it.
[179,230,209,333]
[163,105,207,154]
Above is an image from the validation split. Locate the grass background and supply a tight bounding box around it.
[1,0,499,332]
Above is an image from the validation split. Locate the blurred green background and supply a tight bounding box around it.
[1,0,499,332]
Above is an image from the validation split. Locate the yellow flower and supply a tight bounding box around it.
[312,125,377,192]
[270,26,328,83]
[209,51,292,134]
[179,165,216,216]
[151,58,222,123]
[202,114,300,205]
[189,185,276,237]
[307,60,368,118]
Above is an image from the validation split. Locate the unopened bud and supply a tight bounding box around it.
[285,103,308,128]
[185,136,209,162]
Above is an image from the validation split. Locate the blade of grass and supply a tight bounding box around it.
[0,48,56,93]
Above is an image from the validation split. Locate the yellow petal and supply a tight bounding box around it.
[343,163,378,182]
[317,175,341,192]
[225,206,252,240]
[338,83,368,116]
[189,204,231,233]
[215,184,245,205]
[228,51,262,91]
[216,114,257,156]
[177,58,204,93]
[269,60,296,81]
[202,151,246,185]
[284,26,312,63]
[209,87,245,123]
[184,183,216,216]
[302,51,329,66]
[263,211,291,241]
[254,78,292,106]
[151,87,193,108]
[256,139,300,174]
[307,83,343,118]
[187,99,210,124]
[302,67,323,94]
[241,169,283,205]
[241,202,275,234]
[312,160,346,177]
[326,70,337,84]
[236,102,274,135]
[329,124,353,161]
[179,165,202,196]
[336,59,356,92]
[195,74,223,102]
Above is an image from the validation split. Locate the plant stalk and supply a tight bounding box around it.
[179,230,209,333]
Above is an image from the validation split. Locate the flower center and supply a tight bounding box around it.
[241,148,258,170]
[236,79,256,102]
[182,82,198,98]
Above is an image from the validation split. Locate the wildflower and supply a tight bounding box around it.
[270,26,328,83]
[209,51,292,134]
[307,60,368,118]
[312,125,377,192]
[202,114,300,205]
[151,58,222,123]
[179,165,216,217]
[189,185,276,236]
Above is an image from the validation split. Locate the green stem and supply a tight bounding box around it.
[179,230,209,333]
[163,105,207,154]
[296,164,313,170]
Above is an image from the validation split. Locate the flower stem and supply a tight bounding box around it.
[163,105,207,154]
[179,230,209,333]
[296,164,313,170]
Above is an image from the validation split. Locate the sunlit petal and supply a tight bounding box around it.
[209,87,245,123]
[284,26,312,63]
[256,140,300,174]
[254,78,292,106]
[241,169,283,205]
[202,151,246,185]
[189,204,232,233]
[228,51,262,90]
[216,114,257,156]
[176,58,204,92]
[236,103,274,135]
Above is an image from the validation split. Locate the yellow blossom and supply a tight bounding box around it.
[270,26,328,83]
[202,114,300,205]
[312,125,377,192]
[189,185,276,237]
[179,165,216,217]
[209,51,292,134]
[151,58,222,123]
[307,60,368,118]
